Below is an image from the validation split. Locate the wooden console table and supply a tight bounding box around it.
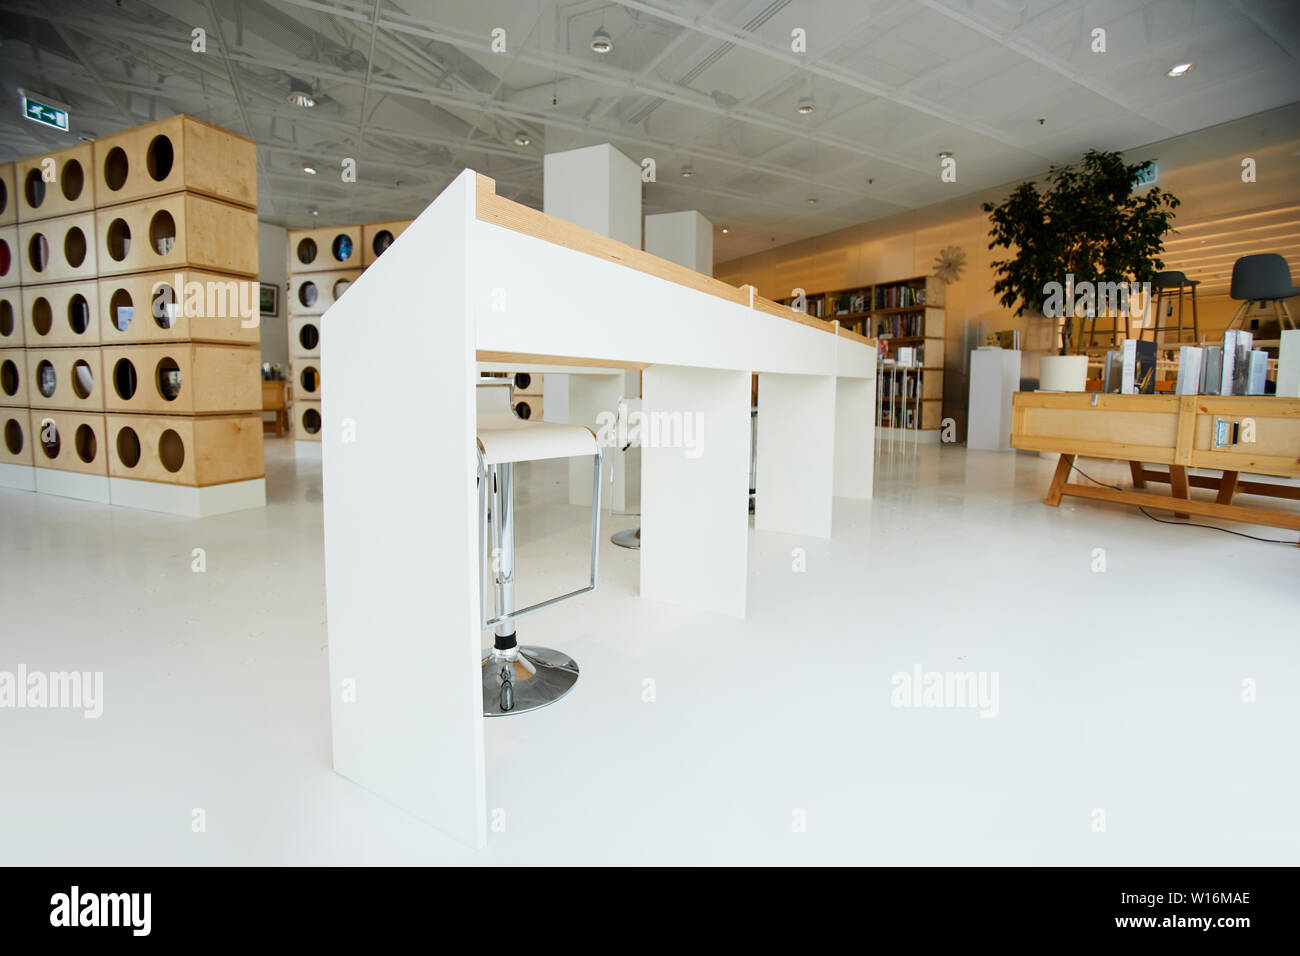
[1010,393,1300,544]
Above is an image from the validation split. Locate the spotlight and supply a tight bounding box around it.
[302,165,317,175]
[514,132,531,146]
[937,151,953,159]
[721,227,728,234]
[797,96,816,115]
[681,164,694,178]
[591,28,613,54]
[806,196,819,205]
[1167,62,1193,77]
[288,78,316,108]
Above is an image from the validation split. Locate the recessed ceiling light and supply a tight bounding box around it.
[591,28,613,54]
[302,165,317,175]
[721,227,728,234]
[1167,62,1193,77]
[937,151,953,159]
[681,164,694,178]
[513,132,531,146]
[309,208,319,217]
[806,196,819,205]
[797,96,816,115]
[288,78,316,108]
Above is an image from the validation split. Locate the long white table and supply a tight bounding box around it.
[320,170,877,847]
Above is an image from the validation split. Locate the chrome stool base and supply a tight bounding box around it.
[610,527,640,550]
[482,645,579,716]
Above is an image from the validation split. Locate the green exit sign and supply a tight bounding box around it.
[21,93,69,132]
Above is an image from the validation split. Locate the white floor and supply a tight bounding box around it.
[1,439,1297,865]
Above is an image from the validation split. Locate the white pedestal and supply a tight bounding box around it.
[833,376,874,499]
[967,348,1022,451]
[755,372,835,537]
[34,468,110,504]
[108,477,267,517]
[0,463,36,492]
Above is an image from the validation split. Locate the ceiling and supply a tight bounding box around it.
[0,0,1297,260]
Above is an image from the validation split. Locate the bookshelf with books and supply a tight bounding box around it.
[779,275,946,435]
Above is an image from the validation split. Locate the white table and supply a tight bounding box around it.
[319,170,877,847]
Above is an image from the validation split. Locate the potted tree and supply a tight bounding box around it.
[982,150,1180,354]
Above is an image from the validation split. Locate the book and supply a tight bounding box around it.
[1103,350,1123,392]
[1175,346,1203,395]
[1220,330,1253,395]
[1279,329,1300,397]
[1121,339,1137,393]
[1135,340,1157,394]
[1202,346,1222,395]
[1246,349,1269,395]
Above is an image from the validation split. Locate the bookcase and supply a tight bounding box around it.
[0,114,264,514]
[779,274,946,435]
[285,217,411,454]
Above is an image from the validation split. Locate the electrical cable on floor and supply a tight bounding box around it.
[1067,463,1296,546]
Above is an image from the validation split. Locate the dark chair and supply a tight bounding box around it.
[1227,254,1298,333]
[1145,270,1199,343]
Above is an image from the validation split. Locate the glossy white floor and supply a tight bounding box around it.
[1,438,1296,865]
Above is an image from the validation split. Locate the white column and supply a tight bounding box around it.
[644,210,712,274]
[755,372,836,537]
[640,364,751,618]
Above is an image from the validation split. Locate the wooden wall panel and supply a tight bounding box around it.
[287,225,362,273]
[16,212,98,284]
[288,269,360,316]
[92,114,257,209]
[25,348,105,411]
[20,280,99,346]
[101,343,260,415]
[15,144,95,221]
[29,409,107,475]
[105,413,264,486]
[97,269,258,345]
[95,193,257,277]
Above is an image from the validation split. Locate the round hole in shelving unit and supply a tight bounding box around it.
[331,233,354,263]
[299,366,319,393]
[298,322,319,351]
[156,356,182,401]
[32,297,53,336]
[36,359,56,398]
[39,418,59,459]
[106,219,131,261]
[513,373,532,391]
[110,288,134,331]
[61,159,85,201]
[103,147,129,191]
[4,417,23,455]
[152,283,177,329]
[71,359,94,399]
[149,210,176,256]
[0,359,18,397]
[0,238,10,278]
[28,233,49,273]
[67,294,90,335]
[74,423,97,463]
[296,238,317,265]
[147,135,174,181]
[302,407,321,434]
[0,300,13,338]
[0,178,7,218]
[64,226,87,268]
[372,230,394,256]
[298,281,318,309]
[159,428,185,473]
[514,401,532,420]
[331,278,351,301]
[116,426,141,468]
[113,357,138,400]
[24,169,46,209]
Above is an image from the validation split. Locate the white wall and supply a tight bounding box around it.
[258,221,288,369]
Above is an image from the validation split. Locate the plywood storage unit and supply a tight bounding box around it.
[26,348,104,412]
[92,115,257,209]
[0,163,15,227]
[17,212,97,285]
[293,400,322,442]
[21,281,99,346]
[288,225,362,273]
[98,269,258,345]
[289,315,320,358]
[1,408,32,465]
[106,413,263,486]
[29,409,108,476]
[1,349,28,406]
[361,219,412,266]
[101,343,259,416]
[0,225,18,287]
[291,359,321,401]
[289,269,360,316]
[94,193,257,277]
[15,143,95,221]
[0,287,22,346]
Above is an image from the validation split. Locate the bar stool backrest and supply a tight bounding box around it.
[1230,253,1298,302]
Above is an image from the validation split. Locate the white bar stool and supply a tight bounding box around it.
[476,383,603,715]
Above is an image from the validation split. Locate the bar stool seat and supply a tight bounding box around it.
[476,389,603,716]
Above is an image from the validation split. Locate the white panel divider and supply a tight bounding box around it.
[755,373,836,537]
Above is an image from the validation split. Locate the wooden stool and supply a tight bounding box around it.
[1146,271,1199,343]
